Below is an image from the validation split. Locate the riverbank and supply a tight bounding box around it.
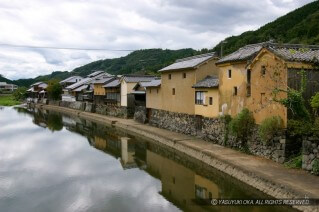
[0,94,20,106]
[35,103,319,212]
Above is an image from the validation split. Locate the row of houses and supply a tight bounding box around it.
[27,70,158,107]
[28,41,319,127]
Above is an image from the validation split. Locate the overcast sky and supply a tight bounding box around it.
[0,0,314,80]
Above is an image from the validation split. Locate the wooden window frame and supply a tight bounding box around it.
[209,97,213,105]
[233,87,238,96]
[261,65,266,77]
[195,91,206,105]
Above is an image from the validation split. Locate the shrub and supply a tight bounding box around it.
[310,92,319,116]
[312,159,319,176]
[287,119,313,137]
[284,155,302,169]
[220,114,232,124]
[229,108,255,143]
[313,118,319,137]
[220,115,232,145]
[258,116,283,143]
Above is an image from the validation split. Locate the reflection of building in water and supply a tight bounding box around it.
[120,137,137,169]
[146,150,219,211]
[94,136,107,150]
[194,175,219,200]
[62,116,77,127]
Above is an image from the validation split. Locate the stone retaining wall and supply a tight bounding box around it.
[149,108,287,163]
[48,100,133,119]
[149,109,198,135]
[134,106,147,123]
[95,104,132,118]
[303,136,319,175]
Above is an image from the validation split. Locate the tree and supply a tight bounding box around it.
[273,70,310,121]
[13,87,27,100]
[46,79,62,100]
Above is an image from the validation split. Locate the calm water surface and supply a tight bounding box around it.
[0,106,296,212]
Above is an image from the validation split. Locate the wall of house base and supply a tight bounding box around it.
[134,106,147,123]
[303,136,319,175]
[148,108,289,164]
[95,104,133,118]
[47,100,133,119]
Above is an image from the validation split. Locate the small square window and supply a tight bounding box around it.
[228,69,232,78]
[168,74,172,80]
[234,87,238,96]
[172,88,175,95]
[209,97,213,105]
[261,66,266,76]
[183,73,186,78]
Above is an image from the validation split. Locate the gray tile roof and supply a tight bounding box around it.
[143,79,161,87]
[217,43,264,64]
[217,42,319,64]
[160,52,218,72]
[103,79,120,88]
[267,43,319,63]
[31,82,47,87]
[93,77,114,84]
[73,84,89,92]
[192,75,219,88]
[65,78,93,90]
[122,75,156,83]
[87,71,105,77]
[60,76,83,83]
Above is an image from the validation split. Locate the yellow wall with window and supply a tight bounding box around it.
[160,59,219,115]
[218,62,248,117]
[194,88,219,117]
[246,49,288,127]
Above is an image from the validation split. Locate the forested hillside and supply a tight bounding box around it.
[72,48,199,76]
[213,1,319,55]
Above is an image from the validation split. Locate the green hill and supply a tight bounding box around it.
[213,0,319,56]
[0,74,12,84]
[72,48,200,76]
[11,48,200,87]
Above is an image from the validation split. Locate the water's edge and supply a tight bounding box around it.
[33,104,314,212]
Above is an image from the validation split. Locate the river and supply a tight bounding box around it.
[0,106,296,212]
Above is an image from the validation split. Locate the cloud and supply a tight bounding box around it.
[0,0,314,79]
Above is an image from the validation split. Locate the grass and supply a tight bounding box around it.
[0,94,21,106]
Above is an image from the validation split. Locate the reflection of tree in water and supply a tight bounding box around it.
[46,113,63,132]
[0,106,3,110]
[23,108,64,132]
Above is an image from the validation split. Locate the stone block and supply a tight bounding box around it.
[280,139,286,144]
